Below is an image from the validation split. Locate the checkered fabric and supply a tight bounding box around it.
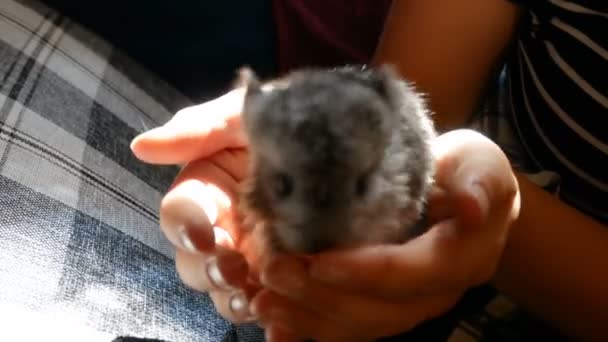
[0,0,264,341]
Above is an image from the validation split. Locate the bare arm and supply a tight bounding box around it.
[372,0,521,131]
[492,174,608,340]
[372,0,608,339]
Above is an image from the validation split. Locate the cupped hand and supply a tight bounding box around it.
[251,129,522,341]
[131,88,262,323]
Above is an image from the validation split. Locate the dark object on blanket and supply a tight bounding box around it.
[237,64,437,259]
[112,337,169,342]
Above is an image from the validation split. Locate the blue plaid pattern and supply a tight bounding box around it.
[0,1,264,340]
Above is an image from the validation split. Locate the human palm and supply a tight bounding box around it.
[132,88,520,340]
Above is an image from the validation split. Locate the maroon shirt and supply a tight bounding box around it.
[272,0,393,73]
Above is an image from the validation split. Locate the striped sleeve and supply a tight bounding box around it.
[506,0,607,222]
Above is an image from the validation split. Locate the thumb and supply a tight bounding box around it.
[430,129,517,229]
[130,87,248,165]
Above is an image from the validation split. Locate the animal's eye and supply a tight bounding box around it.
[355,175,368,197]
[274,172,294,199]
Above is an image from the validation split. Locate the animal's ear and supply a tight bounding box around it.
[368,64,400,106]
[236,66,265,134]
[236,66,262,97]
[336,64,401,109]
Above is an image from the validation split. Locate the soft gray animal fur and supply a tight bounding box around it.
[236,65,437,255]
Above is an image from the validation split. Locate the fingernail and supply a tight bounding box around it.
[469,182,490,221]
[130,127,165,150]
[178,225,198,253]
[229,291,252,318]
[206,256,232,290]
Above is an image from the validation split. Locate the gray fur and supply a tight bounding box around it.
[236,65,437,255]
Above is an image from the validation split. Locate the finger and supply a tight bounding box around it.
[264,324,301,342]
[208,282,261,324]
[310,220,469,298]
[253,285,458,342]
[175,246,249,293]
[307,211,499,299]
[159,156,240,254]
[251,289,353,342]
[432,129,518,228]
[206,148,250,182]
[259,256,452,332]
[424,187,452,225]
[432,129,520,273]
[130,88,248,164]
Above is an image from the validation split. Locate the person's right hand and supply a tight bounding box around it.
[130,88,261,324]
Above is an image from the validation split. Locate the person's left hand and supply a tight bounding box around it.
[250,129,521,341]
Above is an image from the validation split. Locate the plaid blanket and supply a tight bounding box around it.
[0,0,265,341]
[0,0,569,341]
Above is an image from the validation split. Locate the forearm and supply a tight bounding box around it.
[491,172,608,340]
[371,0,521,132]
